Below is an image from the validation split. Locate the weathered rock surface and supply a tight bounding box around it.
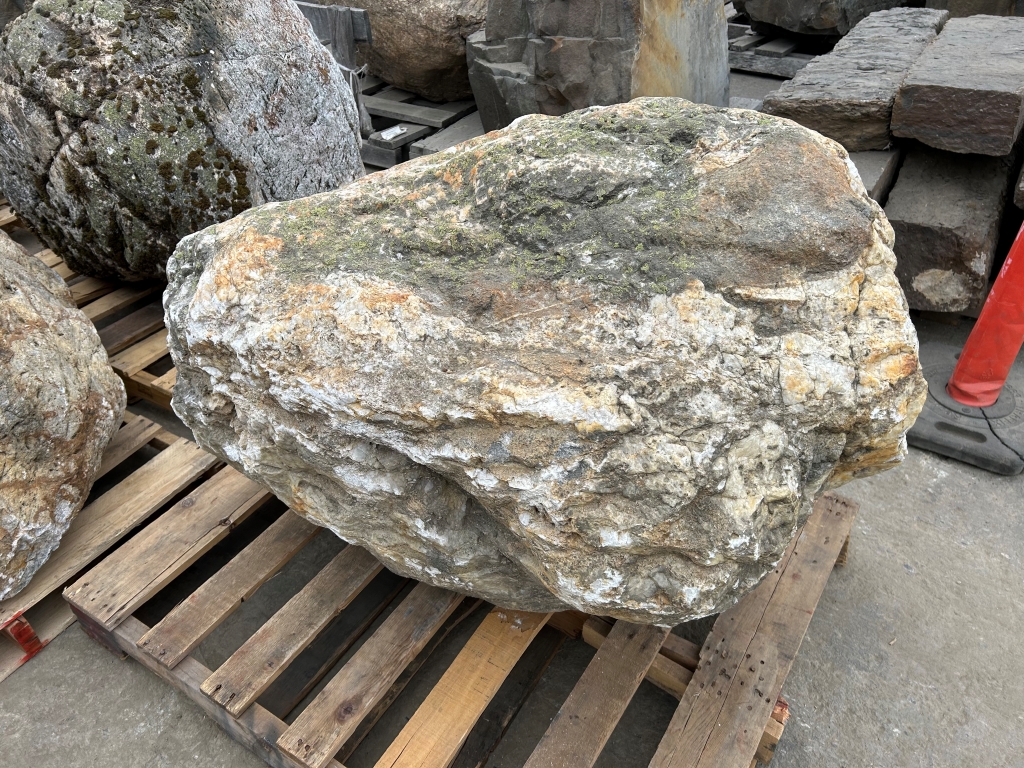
[1,0,28,31]
[0,231,124,600]
[341,0,485,103]
[734,0,906,36]
[0,0,363,282]
[762,8,947,151]
[891,16,1024,155]
[885,146,1011,312]
[167,98,926,625]
[849,148,902,203]
[925,0,1015,17]
[467,0,729,133]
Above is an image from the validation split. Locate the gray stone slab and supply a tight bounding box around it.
[850,148,902,202]
[730,33,769,50]
[762,8,948,151]
[729,96,764,110]
[926,0,1015,17]
[728,49,811,78]
[467,0,729,133]
[408,112,485,157]
[891,15,1024,155]
[884,146,1011,312]
[755,37,796,57]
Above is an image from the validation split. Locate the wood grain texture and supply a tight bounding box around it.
[524,622,669,768]
[81,284,162,322]
[201,546,383,717]
[279,583,464,768]
[95,414,164,480]
[64,466,270,629]
[98,301,165,355]
[109,329,169,376]
[373,609,551,768]
[581,617,692,699]
[649,493,857,768]
[137,512,320,669]
[9,440,215,625]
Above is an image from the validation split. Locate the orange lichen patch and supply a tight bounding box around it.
[360,286,415,311]
[442,167,464,189]
[882,352,921,382]
[207,228,282,301]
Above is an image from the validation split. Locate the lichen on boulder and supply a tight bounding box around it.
[0,0,363,282]
[166,98,926,625]
[1,230,125,600]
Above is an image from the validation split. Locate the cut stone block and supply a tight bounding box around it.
[925,0,1015,17]
[884,146,1012,312]
[891,16,1024,155]
[762,8,948,151]
[734,0,907,36]
[850,149,902,203]
[467,0,729,133]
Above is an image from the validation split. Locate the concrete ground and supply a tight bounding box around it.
[3,73,1024,767]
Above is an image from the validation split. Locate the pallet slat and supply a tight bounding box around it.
[279,583,465,768]
[98,301,165,355]
[81,284,162,322]
[95,414,164,480]
[362,95,475,128]
[524,622,670,768]
[2,439,215,627]
[70,276,115,306]
[137,512,320,669]
[649,494,857,768]
[109,329,170,377]
[581,617,692,699]
[373,608,551,768]
[64,466,270,630]
[201,545,383,717]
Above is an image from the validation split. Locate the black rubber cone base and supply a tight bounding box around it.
[908,338,1024,475]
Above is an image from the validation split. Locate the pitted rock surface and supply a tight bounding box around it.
[346,0,485,102]
[0,0,363,282]
[0,231,124,600]
[166,98,926,624]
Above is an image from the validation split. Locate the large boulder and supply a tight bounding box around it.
[735,0,907,36]
[0,231,125,600]
[468,0,729,133]
[0,0,363,282]
[166,98,926,625]
[344,0,485,102]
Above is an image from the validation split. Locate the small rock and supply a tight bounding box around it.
[166,98,926,625]
[762,8,947,151]
[0,0,363,282]
[467,0,729,133]
[884,146,1011,312]
[346,0,485,102]
[891,15,1024,155]
[0,231,125,600]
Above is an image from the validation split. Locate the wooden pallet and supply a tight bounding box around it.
[61,464,855,768]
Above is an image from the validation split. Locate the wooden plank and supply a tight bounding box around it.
[124,408,180,449]
[260,569,408,720]
[98,301,165,355]
[373,608,551,768]
[451,626,564,768]
[524,622,670,768]
[581,617,691,699]
[201,546,383,717]
[64,466,270,629]
[70,276,115,306]
[36,248,62,268]
[2,440,216,626]
[374,86,418,103]
[408,112,485,158]
[362,95,476,129]
[730,34,767,51]
[360,74,386,94]
[53,261,78,281]
[81,284,162,322]
[279,583,465,768]
[334,598,486,763]
[650,494,858,768]
[584,615,700,670]
[0,592,76,684]
[124,369,175,410]
[755,38,796,57]
[109,330,170,377]
[547,610,589,639]
[95,414,164,480]
[109,616,346,768]
[137,512,320,669]
[0,204,16,229]
[368,122,433,150]
[361,142,402,169]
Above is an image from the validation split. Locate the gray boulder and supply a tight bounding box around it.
[467,0,729,133]
[0,0,28,31]
[166,98,926,625]
[343,0,485,102]
[0,0,363,282]
[0,231,125,600]
[735,0,907,36]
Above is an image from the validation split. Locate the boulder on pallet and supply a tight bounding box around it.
[762,8,948,151]
[341,0,485,103]
[0,231,125,600]
[467,0,729,133]
[884,146,1012,312]
[0,0,363,282]
[891,15,1024,155]
[166,98,926,625]
[734,0,908,36]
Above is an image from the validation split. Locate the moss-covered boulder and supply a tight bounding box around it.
[166,98,926,624]
[0,0,363,281]
[1,230,124,599]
